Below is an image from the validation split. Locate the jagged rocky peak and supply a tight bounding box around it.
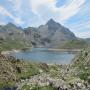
[46,19,61,30]
[47,19,56,24]
[46,19,60,25]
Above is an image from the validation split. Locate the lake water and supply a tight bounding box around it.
[11,48,76,64]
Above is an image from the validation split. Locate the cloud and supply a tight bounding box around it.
[6,0,86,26]
[14,17,24,25]
[29,0,55,14]
[30,0,85,23]
[71,21,90,31]
[0,21,6,25]
[57,0,86,22]
[75,31,90,38]
[0,5,14,18]
[8,0,22,12]
[0,5,23,25]
[66,20,90,38]
[7,0,24,25]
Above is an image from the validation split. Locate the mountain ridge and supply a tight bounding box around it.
[0,19,88,49]
[25,19,77,47]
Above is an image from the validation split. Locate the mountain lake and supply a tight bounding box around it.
[11,48,77,64]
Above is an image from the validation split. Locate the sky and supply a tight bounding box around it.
[0,0,90,38]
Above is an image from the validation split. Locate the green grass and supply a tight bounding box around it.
[17,63,40,79]
[0,38,32,51]
[0,57,50,89]
[59,40,88,49]
[0,80,15,89]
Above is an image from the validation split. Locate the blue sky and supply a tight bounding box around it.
[0,0,90,38]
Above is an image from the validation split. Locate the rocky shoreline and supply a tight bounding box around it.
[1,48,80,55]
[1,49,21,55]
[48,48,81,52]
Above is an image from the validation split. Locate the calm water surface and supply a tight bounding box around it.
[11,48,76,64]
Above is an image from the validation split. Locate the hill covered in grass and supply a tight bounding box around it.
[0,23,32,51]
[0,38,32,51]
[58,39,89,49]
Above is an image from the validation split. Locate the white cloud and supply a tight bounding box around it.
[0,21,6,25]
[70,20,90,31]
[6,0,86,26]
[13,0,22,12]
[0,5,14,18]
[7,0,23,25]
[57,0,86,22]
[75,31,90,38]
[29,0,56,14]
[66,20,90,38]
[29,0,85,23]
[8,0,22,12]
[14,17,24,25]
[0,5,23,25]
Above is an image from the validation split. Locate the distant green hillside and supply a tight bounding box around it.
[0,23,32,51]
[0,37,32,51]
[59,40,89,49]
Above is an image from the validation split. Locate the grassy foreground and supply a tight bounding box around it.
[0,46,90,90]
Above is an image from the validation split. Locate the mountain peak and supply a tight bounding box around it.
[47,19,56,25]
[6,23,16,27]
[48,18,55,22]
[46,19,61,30]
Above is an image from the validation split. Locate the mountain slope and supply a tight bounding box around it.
[38,19,77,47]
[0,19,88,49]
[24,19,78,48]
[0,23,32,51]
